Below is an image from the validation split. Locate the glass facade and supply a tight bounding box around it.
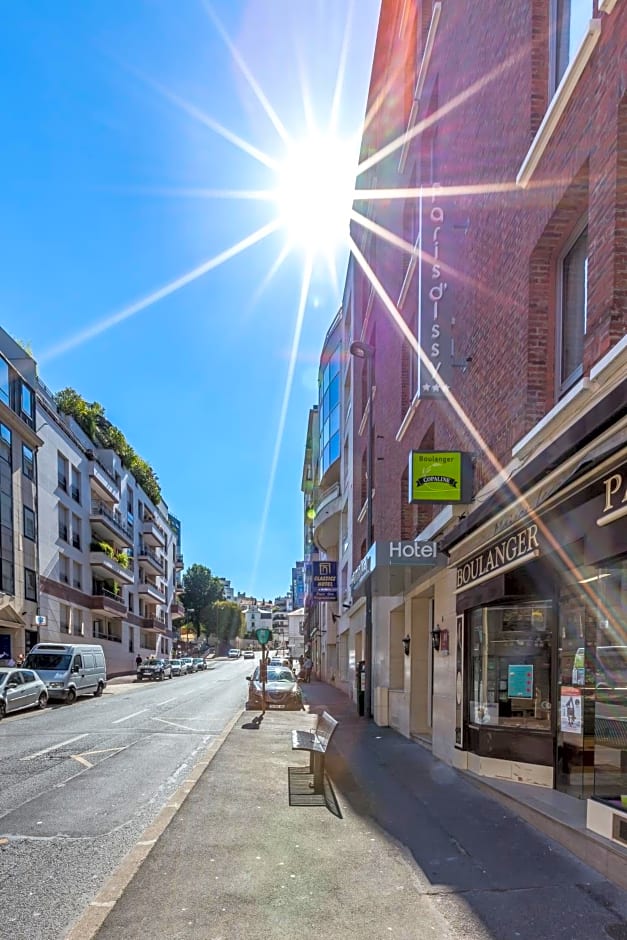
[0,424,14,595]
[319,341,341,478]
[470,601,552,732]
[557,557,627,800]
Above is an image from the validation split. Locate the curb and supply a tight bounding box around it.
[63,707,245,940]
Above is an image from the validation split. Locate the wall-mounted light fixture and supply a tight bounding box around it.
[431,625,442,652]
[331,612,341,623]
[402,635,411,656]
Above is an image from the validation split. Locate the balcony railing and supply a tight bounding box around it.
[88,459,121,502]
[90,501,132,542]
[138,581,166,603]
[138,545,164,572]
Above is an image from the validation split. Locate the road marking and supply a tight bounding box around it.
[70,746,128,769]
[155,697,177,706]
[20,734,89,761]
[112,708,148,724]
[152,716,201,732]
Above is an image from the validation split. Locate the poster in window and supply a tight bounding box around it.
[507,664,534,698]
[560,687,582,734]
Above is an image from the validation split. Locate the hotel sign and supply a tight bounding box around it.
[387,540,438,564]
[409,451,473,504]
[312,561,338,601]
[455,523,540,592]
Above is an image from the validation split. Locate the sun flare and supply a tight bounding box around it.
[274,133,357,258]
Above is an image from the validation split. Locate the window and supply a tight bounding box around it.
[24,567,37,601]
[23,506,36,541]
[60,603,70,633]
[72,607,84,635]
[0,359,9,406]
[59,554,69,584]
[71,514,81,549]
[469,602,552,732]
[57,453,68,491]
[22,445,35,480]
[71,466,81,503]
[72,561,82,591]
[58,506,69,542]
[558,226,588,391]
[21,383,34,427]
[551,0,593,93]
[127,489,134,526]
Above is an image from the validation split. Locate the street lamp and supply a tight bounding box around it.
[350,340,374,719]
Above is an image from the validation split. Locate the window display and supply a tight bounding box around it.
[470,601,552,731]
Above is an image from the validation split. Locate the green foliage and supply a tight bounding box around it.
[55,387,161,505]
[91,539,114,557]
[181,564,224,638]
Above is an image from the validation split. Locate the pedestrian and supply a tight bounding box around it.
[135,654,142,670]
[7,656,16,667]
[16,653,24,667]
[304,654,313,683]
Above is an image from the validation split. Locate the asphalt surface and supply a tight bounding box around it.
[74,681,627,940]
[0,656,252,940]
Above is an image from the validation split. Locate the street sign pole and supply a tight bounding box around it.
[255,627,272,717]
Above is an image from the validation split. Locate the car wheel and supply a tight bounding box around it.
[0,700,5,719]
[137,675,143,681]
[93,682,104,697]
[66,688,77,705]
[37,692,48,709]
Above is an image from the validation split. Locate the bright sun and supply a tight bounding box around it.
[274,133,357,258]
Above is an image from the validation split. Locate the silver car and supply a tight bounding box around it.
[0,668,48,718]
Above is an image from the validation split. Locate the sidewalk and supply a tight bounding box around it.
[73,681,627,940]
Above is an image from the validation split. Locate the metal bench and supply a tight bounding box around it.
[291,711,338,794]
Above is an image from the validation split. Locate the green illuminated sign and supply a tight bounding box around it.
[409,451,472,504]
[255,627,272,645]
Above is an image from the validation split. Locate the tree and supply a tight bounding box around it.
[181,564,223,638]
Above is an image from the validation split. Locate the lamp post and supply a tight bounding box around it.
[350,340,374,719]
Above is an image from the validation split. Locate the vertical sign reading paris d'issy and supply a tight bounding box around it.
[419,183,453,398]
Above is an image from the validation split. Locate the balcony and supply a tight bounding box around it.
[170,600,185,620]
[140,616,169,633]
[88,460,121,503]
[312,482,342,553]
[138,545,165,576]
[90,501,133,548]
[90,588,127,617]
[175,553,184,571]
[141,518,165,547]
[138,581,166,604]
[89,549,135,585]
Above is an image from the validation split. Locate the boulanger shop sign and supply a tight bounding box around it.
[409,451,473,504]
[455,523,541,592]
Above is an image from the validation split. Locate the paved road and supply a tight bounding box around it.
[0,657,251,940]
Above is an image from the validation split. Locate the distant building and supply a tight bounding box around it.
[0,329,40,661]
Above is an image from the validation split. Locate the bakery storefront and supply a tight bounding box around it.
[450,451,627,829]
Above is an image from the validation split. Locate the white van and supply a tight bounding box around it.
[24,643,107,703]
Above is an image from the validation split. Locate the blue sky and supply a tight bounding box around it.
[0,1,380,600]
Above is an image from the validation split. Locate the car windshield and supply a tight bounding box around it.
[255,667,294,682]
[147,660,165,666]
[170,660,181,665]
[24,653,72,670]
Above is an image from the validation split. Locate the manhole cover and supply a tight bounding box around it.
[606,925,627,940]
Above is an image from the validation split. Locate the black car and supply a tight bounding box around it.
[137,659,172,681]
[246,665,303,711]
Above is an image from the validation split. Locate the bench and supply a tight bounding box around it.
[291,711,338,794]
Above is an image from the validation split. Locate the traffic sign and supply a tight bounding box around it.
[255,627,272,645]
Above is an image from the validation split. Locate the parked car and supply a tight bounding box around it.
[243,650,255,660]
[228,649,241,659]
[180,657,196,673]
[24,643,107,703]
[169,659,184,677]
[137,659,172,681]
[245,665,303,711]
[193,658,207,671]
[0,668,48,718]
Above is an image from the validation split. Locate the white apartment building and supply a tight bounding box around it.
[36,384,183,675]
[0,330,41,661]
[242,604,272,637]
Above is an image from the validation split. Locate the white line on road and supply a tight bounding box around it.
[112,708,148,724]
[155,697,177,706]
[20,734,89,761]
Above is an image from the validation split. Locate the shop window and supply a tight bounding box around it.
[470,602,552,731]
